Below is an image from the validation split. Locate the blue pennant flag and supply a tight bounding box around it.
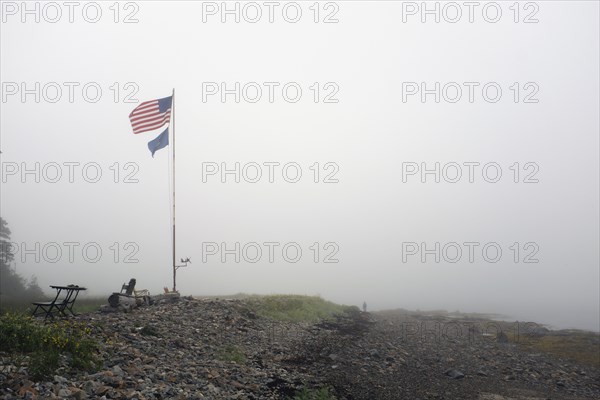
[148,128,169,157]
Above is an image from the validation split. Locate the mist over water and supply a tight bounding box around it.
[1,1,598,333]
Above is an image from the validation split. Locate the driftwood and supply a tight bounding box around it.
[101,277,153,313]
[100,280,180,313]
[108,293,138,308]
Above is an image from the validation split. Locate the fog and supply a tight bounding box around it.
[1,1,598,332]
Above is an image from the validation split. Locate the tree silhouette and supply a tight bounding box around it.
[0,217,45,306]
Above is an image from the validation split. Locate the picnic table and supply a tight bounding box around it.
[32,285,87,319]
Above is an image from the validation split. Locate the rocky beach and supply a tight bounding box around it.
[1,296,599,399]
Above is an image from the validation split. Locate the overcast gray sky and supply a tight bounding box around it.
[1,1,598,331]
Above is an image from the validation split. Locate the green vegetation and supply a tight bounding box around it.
[27,347,60,380]
[1,295,106,316]
[249,295,358,323]
[513,330,600,367]
[71,297,106,314]
[0,217,45,311]
[294,386,336,400]
[216,344,246,364]
[0,218,108,316]
[0,312,99,380]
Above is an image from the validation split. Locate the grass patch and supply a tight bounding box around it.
[71,297,106,314]
[216,344,246,364]
[248,295,357,323]
[1,296,106,316]
[0,299,35,314]
[513,330,600,367]
[0,312,99,380]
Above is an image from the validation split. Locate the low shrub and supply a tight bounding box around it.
[0,313,99,380]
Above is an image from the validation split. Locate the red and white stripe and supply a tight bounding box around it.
[129,100,171,134]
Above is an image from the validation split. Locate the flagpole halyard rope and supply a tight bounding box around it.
[167,130,173,285]
[171,88,176,292]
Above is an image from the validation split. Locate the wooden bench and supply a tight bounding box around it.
[32,285,87,319]
[108,278,150,309]
[120,278,149,298]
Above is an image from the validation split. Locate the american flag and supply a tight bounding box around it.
[129,96,172,134]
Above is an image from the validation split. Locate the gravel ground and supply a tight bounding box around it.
[1,297,598,399]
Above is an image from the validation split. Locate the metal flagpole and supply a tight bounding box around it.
[172,88,176,292]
